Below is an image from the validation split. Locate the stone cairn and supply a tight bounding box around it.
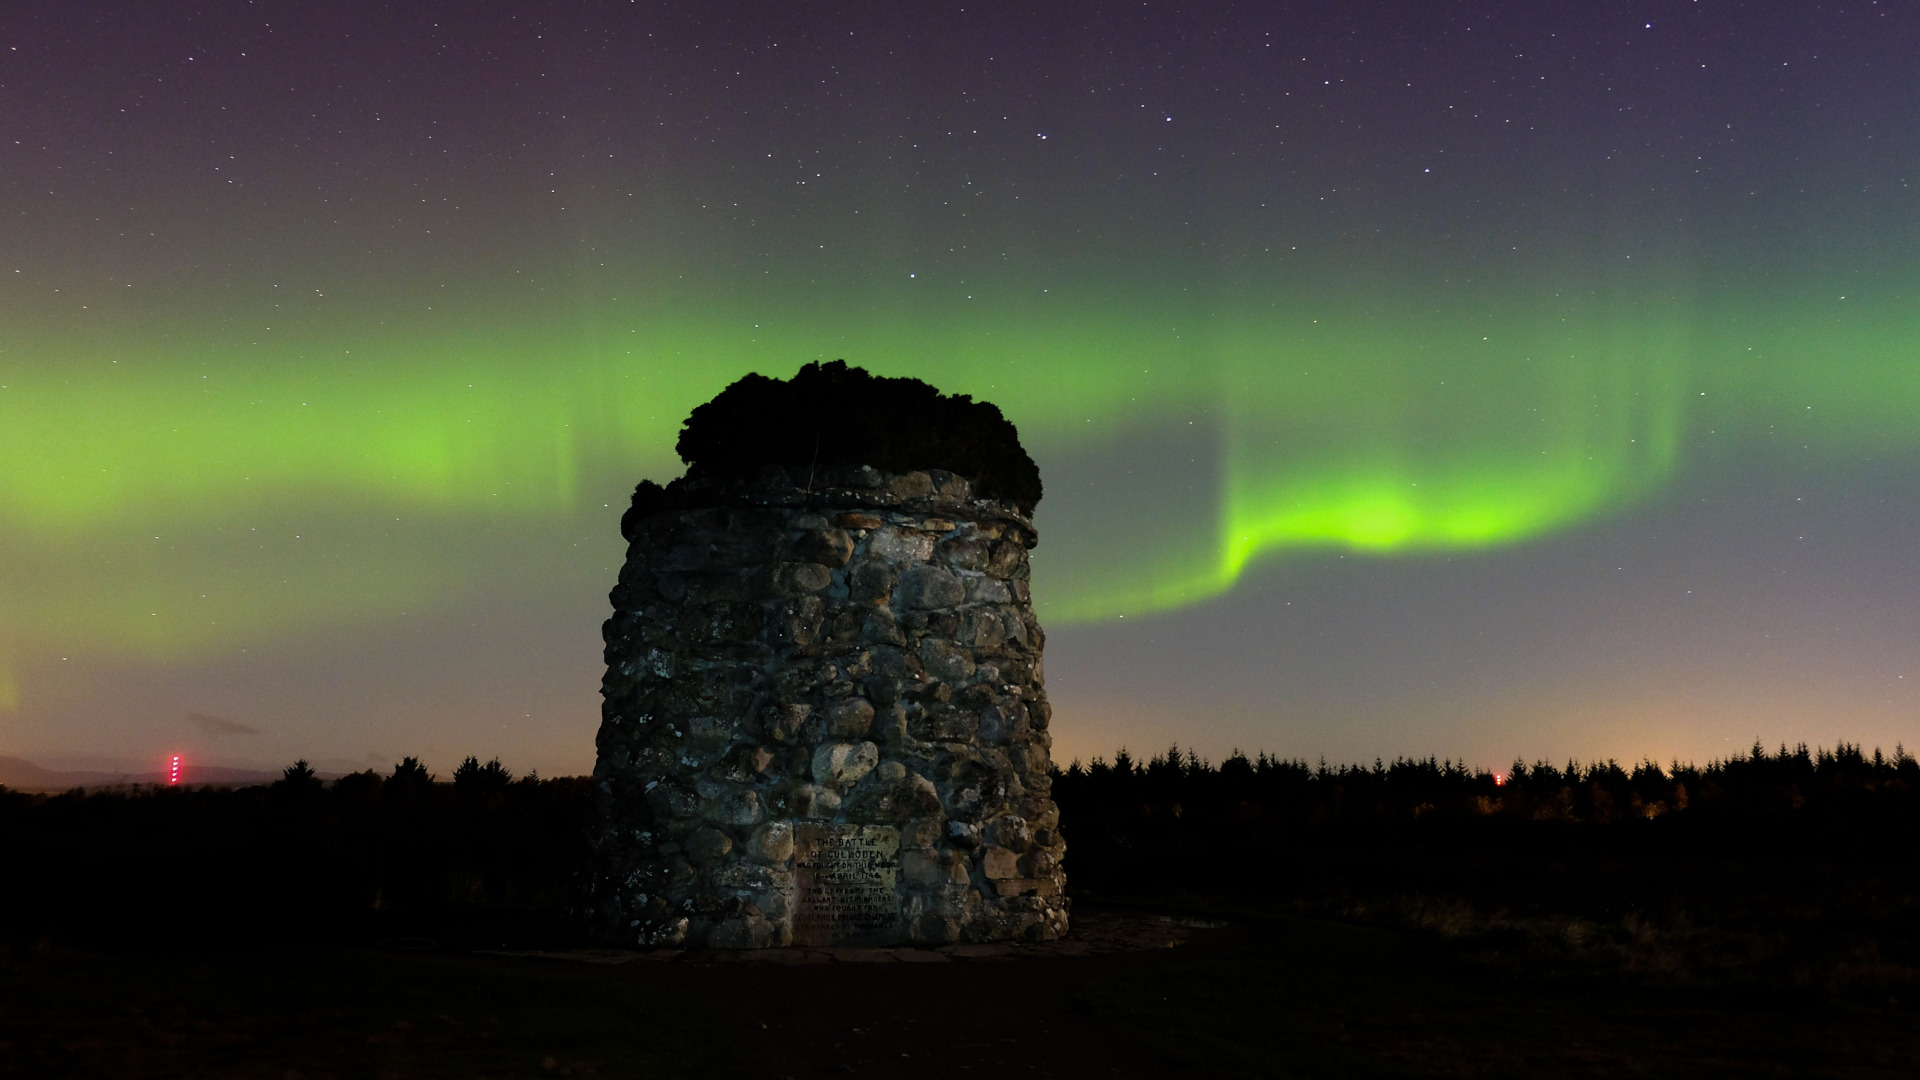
[586,362,1067,948]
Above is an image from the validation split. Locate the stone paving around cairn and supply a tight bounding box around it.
[490,910,1223,966]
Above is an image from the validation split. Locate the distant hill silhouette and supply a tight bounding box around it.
[669,360,1042,512]
[0,755,287,792]
[0,756,142,791]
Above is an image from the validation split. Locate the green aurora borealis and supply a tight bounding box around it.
[7,275,1908,681]
[4,1,1918,770]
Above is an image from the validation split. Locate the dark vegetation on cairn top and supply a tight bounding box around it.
[670,360,1042,512]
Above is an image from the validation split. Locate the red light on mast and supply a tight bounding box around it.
[169,754,182,785]
[1492,772,1508,787]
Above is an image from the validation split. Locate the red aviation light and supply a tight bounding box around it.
[1492,772,1508,786]
[169,754,182,785]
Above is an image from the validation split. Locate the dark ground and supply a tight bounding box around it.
[5,901,1918,1079]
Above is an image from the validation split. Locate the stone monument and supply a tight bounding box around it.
[586,361,1067,948]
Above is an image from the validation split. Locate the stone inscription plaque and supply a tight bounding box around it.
[792,823,902,946]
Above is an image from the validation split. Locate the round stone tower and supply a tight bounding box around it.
[586,363,1066,948]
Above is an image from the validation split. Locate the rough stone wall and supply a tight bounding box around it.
[587,463,1067,948]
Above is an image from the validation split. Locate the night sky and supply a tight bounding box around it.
[5,1,1918,777]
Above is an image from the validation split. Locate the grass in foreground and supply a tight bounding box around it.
[0,941,723,1080]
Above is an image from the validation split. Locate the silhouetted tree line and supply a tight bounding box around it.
[0,757,588,948]
[6,740,1918,949]
[1055,740,1920,828]
[1055,742,1920,924]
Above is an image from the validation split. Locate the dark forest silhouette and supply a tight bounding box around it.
[1055,739,1920,826]
[4,741,1917,999]
[0,756,590,949]
[1051,741,1920,1002]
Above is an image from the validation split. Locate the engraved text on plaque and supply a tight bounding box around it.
[792,823,902,946]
